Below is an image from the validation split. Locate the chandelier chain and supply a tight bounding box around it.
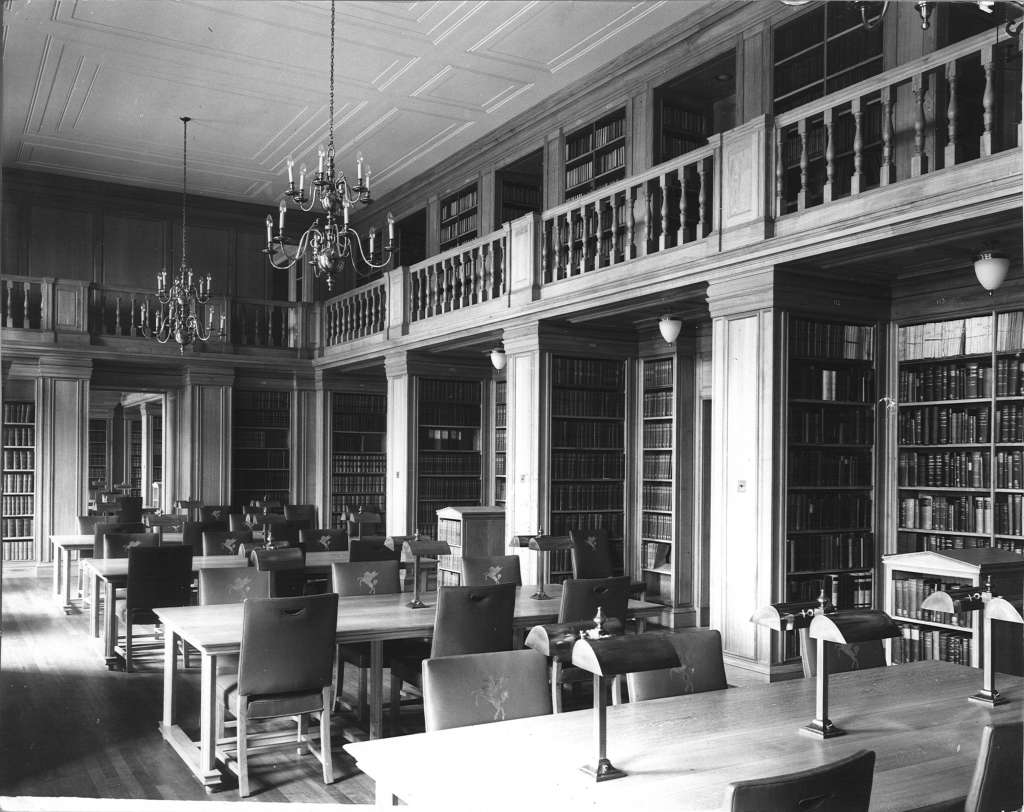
[328,0,335,160]
[181,115,189,267]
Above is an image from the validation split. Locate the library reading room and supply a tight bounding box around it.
[3,0,1024,809]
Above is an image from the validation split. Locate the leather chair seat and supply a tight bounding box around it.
[217,668,325,719]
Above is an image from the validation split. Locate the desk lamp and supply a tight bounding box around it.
[971,596,1022,706]
[398,533,450,608]
[524,533,571,600]
[750,597,824,678]
[802,609,901,738]
[174,499,202,523]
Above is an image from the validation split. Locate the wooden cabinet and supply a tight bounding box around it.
[564,109,626,201]
[436,505,506,585]
[331,392,387,528]
[493,378,506,507]
[439,185,479,252]
[882,548,1024,671]
[2,401,35,562]
[232,390,290,509]
[639,356,676,605]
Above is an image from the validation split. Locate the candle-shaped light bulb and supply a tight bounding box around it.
[278,199,287,233]
[387,211,395,241]
[317,144,325,175]
[356,151,364,182]
[206,274,211,291]
[286,155,295,184]
[208,308,213,329]
[343,199,349,227]
[220,311,226,332]
[365,168,371,194]
[368,227,376,256]
[298,163,307,194]
[265,214,274,244]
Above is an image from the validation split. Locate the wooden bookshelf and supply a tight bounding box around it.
[2,401,35,562]
[150,413,162,504]
[494,378,506,507]
[232,390,290,509]
[564,109,627,201]
[439,184,479,252]
[549,355,626,582]
[128,418,142,497]
[331,391,387,528]
[88,418,109,494]
[436,505,505,586]
[656,97,708,163]
[785,316,876,655]
[416,378,482,539]
[496,172,542,227]
[639,356,676,605]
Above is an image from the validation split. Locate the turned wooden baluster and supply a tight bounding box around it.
[584,205,595,271]
[625,187,636,260]
[981,44,994,158]
[464,252,474,307]
[425,267,435,318]
[128,294,138,337]
[344,298,353,341]
[23,282,32,329]
[775,129,785,215]
[114,296,122,335]
[880,86,894,186]
[495,238,505,295]
[823,109,835,203]
[445,259,456,311]
[481,244,492,300]
[324,302,334,345]
[39,282,49,329]
[850,97,864,195]
[911,72,928,177]
[265,303,273,346]
[797,119,809,211]
[610,193,621,264]
[697,159,708,238]
[659,174,670,251]
[420,269,429,319]
[945,59,959,167]
[642,185,653,257]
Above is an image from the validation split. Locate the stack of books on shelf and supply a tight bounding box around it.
[786,532,872,571]
[891,626,971,665]
[899,494,993,533]
[790,318,874,360]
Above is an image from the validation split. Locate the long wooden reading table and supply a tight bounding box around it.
[345,660,1024,810]
[154,586,663,790]
[49,534,93,613]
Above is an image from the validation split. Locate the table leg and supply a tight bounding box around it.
[52,544,62,598]
[375,779,397,806]
[199,652,217,779]
[61,548,74,613]
[163,630,178,726]
[369,639,383,740]
[90,571,101,637]
[104,579,117,666]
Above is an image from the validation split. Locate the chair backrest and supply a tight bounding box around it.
[461,555,523,587]
[202,530,254,557]
[422,649,552,732]
[264,519,302,547]
[725,749,875,812]
[284,504,317,528]
[78,515,103,534]
[103,531,160,559]
[965,721,1024,812]
[349,536,400,562]
[237,593,339,699]
[431,582,517,658]
[229,512,253,532]
[347,511,383,539]
[115,495,144,524]
[331,560,402,596]
[300,527,348,553]
[558,575,631,624]
[198,566,271,605]
[568,527,614,579]
[199,504,233,523]
[182,519,228,553]
[125,545,194,611]
[144,514,186,534]
[252,546,306,598]
[626,629,728,701]
[92,522,147,557]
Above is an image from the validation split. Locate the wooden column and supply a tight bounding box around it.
[291,370,318,509]
[313,368,331,529]
[139,402,153,506]
[384,351,416,536]
[162,390,178,514]
[36,357,92,558]
[179,367,233,507]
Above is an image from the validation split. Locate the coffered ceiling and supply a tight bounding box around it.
[2,0,714,206]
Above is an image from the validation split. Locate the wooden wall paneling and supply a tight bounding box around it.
[3,197,26,276]
[385,352,414,536]
[632,86,654,173]
[162,390,178,514]
[171,223,231,287]
[505,325,545,547]
[477,172,495,241]
[235,229,271,299]
[181,369,233,507]
[28,206,93,281]
[102,214,165,288]
[291,374,318,508]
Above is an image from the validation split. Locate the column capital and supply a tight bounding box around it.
[37,356,92,380]
[501,322,543,356]
[384,350,410,379]
[705,268,778,320]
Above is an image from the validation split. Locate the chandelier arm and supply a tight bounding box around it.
[266,227,314,271]
[345,226,393,270]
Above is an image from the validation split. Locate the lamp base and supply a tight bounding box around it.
[580,759,626,782]
[531,590,553,600]
[969,689,1008,706]
[406,597,428,609]
[800,719,845,739]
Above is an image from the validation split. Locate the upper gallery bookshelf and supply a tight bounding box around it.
[564,109,627,201]
[417,378,482,540]
[439,184,479,252]
[785,315,876,638]
[2,401,35,562]
[232,390,290,509]
[496,173,542,228]
[656,97,708,163]
[639,356,676,605]
[331,392,387,528]
[549,355,626,581]
[494,378,506,507]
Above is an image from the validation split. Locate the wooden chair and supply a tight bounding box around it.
[114,495,143,524]
[625,628,727,701]
[389,582,517,733]
[103,531,159,559]
[182,519,228,554]
[216,593,338,797]
[568,527,646,600]
[263,519,302,548]
[346,510,383,541]
[331,560,403,722]
[202,530,254,557]
[114,545,193,672]
[963,721,1023,812]
[77,515,104,534]
[91,521,148,558]
[460,555,522,587]
[299,527,348,553]
[349,536,400,563]
[284,504,317,530]
[199,566,271,606]
[251,547,307,598]
[199,504,233,523]
[422,649,551,732]
[724,749,875,812]
[144,514,186,535]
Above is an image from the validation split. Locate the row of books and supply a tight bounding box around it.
[790,366,874,402]
[661,133,706,160]
[644,359,674,389]
[1,495,32,516]
[551,419,623,448]
[996,310,1024,351]
[642,451,672,480]
[642,483,672,511]
[235,449,288,469]
[898,406,990,445]
[494,403,507,426]
[494,431,506,453]
[995,357,1024,396]
[2,402,33,423]
[786,572,873,610]
[549,512,623,538]
[331,478,384,499]
[440,213,478,245]
[641,513,673,541]
[3,473,33,493]
[787,492,872,530]
[565,162,595,190]
[551,451,624,480]
[643,540,671,570]
[234,426,288,449]
[995,404,1024,442]
[995,494,1024,537]
[331,454,387,475]
[501,181,541,208]
[789,406,873,445]
[898,495,992,533]
[2,427,34,446]
[642,422,673,449]
[1,540,33,560]
[790,318,874,361]
[898,362,991,402]
[420,379,480,403]
[551,357,624,389]
[234,471,289,490]
[495,456,505,476]
[595,115,625,148]
[440,187,478,221]
[419,479,481,500]
[333,414,386,433]
[420,428,479,451]
[550,483,624,510]
[895,532,990,553]
[235,390,289,410]
[335,434,384,453]
[891,576,971,624]
[594,145,625,177]
[642,390,673,418]
[897,450,989,489]
[2,517,33,537]
[898,316,993,360]
[890,626,971,666]
[995,451,1024,489]
[417,452,481,476]
[661,103,706,134]
[495,480,506,502]
[2,450,33,470]
[788,450,872,487]
[786,532,873,572]
[419,403,480,426]
[333,392,386,413]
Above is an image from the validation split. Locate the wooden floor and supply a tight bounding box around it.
[0,567,417,804]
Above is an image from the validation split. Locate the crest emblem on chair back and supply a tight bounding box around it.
[568,528,613,579]
[103,531,159,559]
[199,566,271,605]
[461,555,523,587]
[331,560,401,597]
[201,530,254,557]
[626,629,728,702]
[300,527,347,552]
[558,575,630,624]
[92,522,147,558]
[431,582,517,658]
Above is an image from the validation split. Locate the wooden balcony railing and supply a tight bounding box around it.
[540,143,718,285]
[323,278,387,346]
[1,277,50,330]
[775,30,1021,216]
[230,297,302,349]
